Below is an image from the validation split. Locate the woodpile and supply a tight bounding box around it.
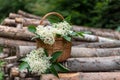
[0,10,120,80]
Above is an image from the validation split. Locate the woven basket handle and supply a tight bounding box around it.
[40,12,64,25]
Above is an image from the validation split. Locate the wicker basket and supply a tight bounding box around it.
[36,12,72,62]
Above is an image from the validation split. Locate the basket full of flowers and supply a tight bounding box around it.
[28,12,83,62]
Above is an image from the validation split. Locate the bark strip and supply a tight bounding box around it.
[16,46,36,58]
[71,47,120,57]
[63,56,120,72]
[76,41,120,48]
[0,25,34,41]
[0,37,36,47]
[9,13,23,19]
[73,25,120,40]
[1,18,16,26]
[41,72,120,80]
[74,34,118,42]
[18,10,41,19]
[15,17,50,26]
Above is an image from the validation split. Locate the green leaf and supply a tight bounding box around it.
[48,16,62,23]
[19,62,29,71]
[65,15,71,23]
[50,65,59,77]
[28,25,36,33]
[116,26,120,32]
[28,65,32,72]
[19,58,26,62]
[45,68,50,73]
[76,32,84,38]
[56,34,61,37]
[0,46,3,53]
[0,71,4,80]
[54,63,69,72]
[44,49,48,57]
[70,32,77,36]
[31,36,39,40]
[0,60,5,67]
[63,36,71,42]
[83,31,92,34]
[50,51,62,62]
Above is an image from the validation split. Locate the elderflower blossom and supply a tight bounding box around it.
[35,21,72,45]
[25,48,51,75]
[53,21,72,36]
[36,25,55,45]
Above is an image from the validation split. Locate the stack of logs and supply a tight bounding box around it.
[0,10,120,80]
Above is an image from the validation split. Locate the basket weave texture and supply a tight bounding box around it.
[36,12,72,62]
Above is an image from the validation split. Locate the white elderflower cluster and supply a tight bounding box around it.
[35,21,72,45]
[36,25,55,45]
[25,48,51,75]
[53,21,72,36]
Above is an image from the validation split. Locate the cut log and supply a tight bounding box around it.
[4,63,18,74]
[92,31,120,40]
[16,46,36,59]
[71,47,120,57]
[41,72,120,80]
[80,72,120,80]
[0,37,36,47]
[1,18,16,26]
[16,46,120,58]
[3,48,10,54]
[72,41,89,46]
[73,25,119,33]
[73,25,120,40]
[18,10,41,19]
[9,66,28,78]
[16,23,23,29]
[76,41,120,48]
[0,25,34,41]
[10,67,19,77]
[4,56,17,63]
[63,56,120,72]
[41,73,80,80]
[2,48,16,56]
[9,13,23,19]
[74,34,118,42]
[1,18,49,27]
[0,53,8,59]
[15,17,50,26]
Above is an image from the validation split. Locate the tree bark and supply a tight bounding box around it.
[18,10,41,19]
[1,18,16,26]
[16,46,36,59]
[41,73,80,80]
[0,37,36,48]
[0,53,8,59]
[4,56,17,64]
[73,25,118,33]
[63,56,120,72]
[2,48,16,56]
[9,13,23,19]
[1,18,49,27]
[80,72,120,80]
[76,41,120,48]
[0,25,34,41]
[16,46,120,58]
[74,34,118,42]
[41,72,120,80]
[71,47,120,57]
[72,41,88,46]
[15,17,50,26]
[16,23,23,29]
[73,25,120,40]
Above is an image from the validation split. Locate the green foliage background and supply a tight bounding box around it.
[0,0,119,30]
